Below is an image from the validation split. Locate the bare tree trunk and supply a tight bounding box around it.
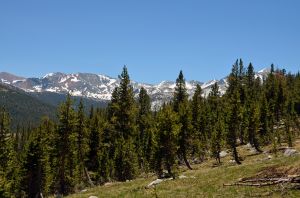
[233,146,241,165]
[84,167,94,187]
[183,153,193,170]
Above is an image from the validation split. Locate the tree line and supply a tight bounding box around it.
[0,61,300,197]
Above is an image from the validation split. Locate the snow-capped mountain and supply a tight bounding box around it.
[0,68,269,108]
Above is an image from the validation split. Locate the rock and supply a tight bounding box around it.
[284,148,298,156]
[81,189,87,192]
[220,151,228,158]
[258,155,272,161]
[249,148,259,154]
[146,179,163,188]
[263,150,269,154]
[179,175,188,179]
[245,143,252,149]
[192,158,202,164]
[89,196,98,198]
[146,178,173,188]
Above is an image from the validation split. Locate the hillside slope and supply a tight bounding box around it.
[0,83,108,128]
[67,139,300,198]
[0,83,57,128]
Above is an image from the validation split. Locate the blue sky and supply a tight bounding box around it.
[0,0,299,83]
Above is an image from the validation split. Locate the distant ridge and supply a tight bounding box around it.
[0,68,270,108]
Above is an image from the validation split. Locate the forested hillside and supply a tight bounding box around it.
[0,83,57,128]
[0,84,108,129]
[0,60,300,197]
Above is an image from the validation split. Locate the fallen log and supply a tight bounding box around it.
[224,175,300,187]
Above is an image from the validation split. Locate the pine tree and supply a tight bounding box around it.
[191,84,207,161]
[248,102,262,152]
[97,127,111,184]
[225,61,242,164]
[137,87,156,171]
[54,94,76,195]
[264,64,278,144]
[39,117,56,195]
[4,134,21,197]
[173,71,188,112]
[259,94,270,144]
[112,66,139,181]
[114,137,138,181]
[245,63,262,152]
[87,114,100,172]
[178,101,193,169]
[0,107,11,171]
[19,127,45,198]
[208,83,223,164]
[155,105,180,178]
[0,107,17,197]
[116,66,137,140]
[74,99,91,186]
[173,70,193,170]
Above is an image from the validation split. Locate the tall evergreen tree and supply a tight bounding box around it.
[87,114,100,172]
[137,87,156,171]
[208,83,224,164]
[112,66,138,181]
[0,107,11,171]
[225,61,242,164]
[75,99,91,186]
[245,63,262,152]
[259,93,270,144]
[173,70,193,170]
[19,127,46,198]
[54,94,76,195]
[155,105,180,178]
[191,85,207,161]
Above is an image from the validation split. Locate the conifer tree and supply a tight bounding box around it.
[39,117,56,195]
[87,114,100,172]
[97,127,111,184]
[155,105,180,178]
[116,66,137,140]
[264,64,278,143]
[19,127,45,198]
[173,71,188,112]
[75,99,91,186]
[259,94,270,144]
[54,94,76,195]
[191,84,207,161]
[114,137,138,181]
[225,61,242,164]
[245,63,262,152]
[208,83,224,164]
[4,134,21,197]
[0,107,11,171]
[0,107,17,197]
[173,70,193,170]
[137,87,156,171]
[112,66,138,181]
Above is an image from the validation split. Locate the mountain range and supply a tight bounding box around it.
[0,68,270,109]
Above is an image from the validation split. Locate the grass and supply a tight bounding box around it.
[67,140,300,198]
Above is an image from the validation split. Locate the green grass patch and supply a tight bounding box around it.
[67,144,300,198]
